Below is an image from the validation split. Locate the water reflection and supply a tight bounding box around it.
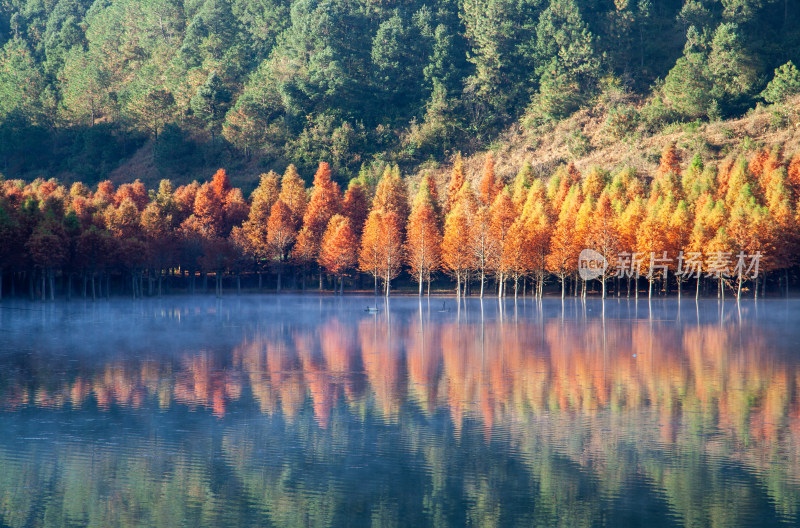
[1,297,799,527]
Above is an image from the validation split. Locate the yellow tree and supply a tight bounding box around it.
[574,196,594,297]
[489,190,517,297]
[469,205,493,297]
[446,153,466,213]
[279,164,308,230]
[546,186,582,298]
[524,200,552,298]
[359,210,384,296]
[511,161,533,210]
[636,196,674,299]
[667,200,693,299]
[441,201,472,297]
[373,165,409,232]
[585,191,620,298]
[378,211,404,296]
[765,167,797,297]
[479,152,502,206]
[406,180,442,296]
[616,198,645,297]
[240,172,281,283]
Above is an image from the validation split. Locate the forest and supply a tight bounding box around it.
[1,143,799,300]
[0,0,799,185]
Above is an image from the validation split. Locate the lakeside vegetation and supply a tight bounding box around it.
[1,142,799,300]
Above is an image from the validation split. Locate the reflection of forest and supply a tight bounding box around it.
[1,308,799,527]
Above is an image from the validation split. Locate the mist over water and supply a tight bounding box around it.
[1,296,800,527]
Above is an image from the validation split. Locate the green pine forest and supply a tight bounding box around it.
[1,0,799,189]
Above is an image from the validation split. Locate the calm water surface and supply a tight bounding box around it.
[1,296,799,527]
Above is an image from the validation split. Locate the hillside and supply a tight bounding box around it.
[1,0,800,189]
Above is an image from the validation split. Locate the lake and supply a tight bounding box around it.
[1,296,799,527]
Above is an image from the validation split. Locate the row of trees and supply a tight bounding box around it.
[1,144,799,300]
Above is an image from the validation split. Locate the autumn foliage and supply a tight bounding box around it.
[2,146,800,300]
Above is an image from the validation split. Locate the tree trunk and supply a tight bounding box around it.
[561,277,565,299]
[374,275,378,296]
[91,274,96,301]
[319,271,323,292]
[457,274,461,299]
[277,263,282,293]
[480,271,485,298]
[41,271,46,302]
[49,270,55,301]
[419,270,423,296]
[340,274,344,295]
[601,277,606,299]
[786,269,790,297]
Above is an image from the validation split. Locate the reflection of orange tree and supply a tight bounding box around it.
[3,315,800,525]
[4,317,799,454]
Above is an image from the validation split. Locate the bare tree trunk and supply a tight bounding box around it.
[49,270,55,301]
[786,269,790,297]
[91,274,96,301]
[480,271,485,298]
[419,270,423,296]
